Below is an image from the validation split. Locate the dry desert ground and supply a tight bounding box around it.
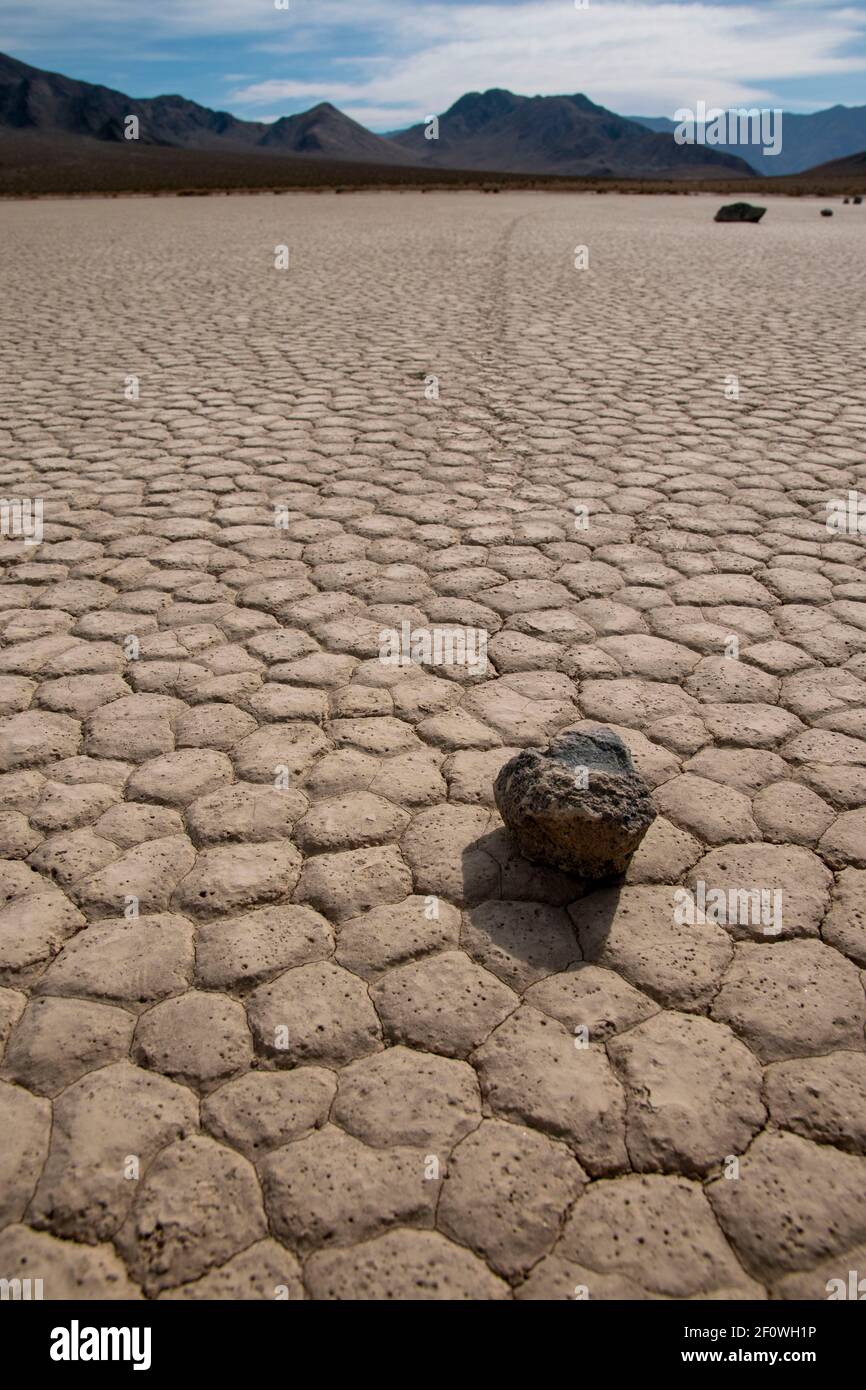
[1,190,866,1300]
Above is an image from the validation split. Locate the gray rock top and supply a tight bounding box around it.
[494,729,657,880]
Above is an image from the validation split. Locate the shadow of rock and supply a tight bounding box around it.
[460,826,625,990]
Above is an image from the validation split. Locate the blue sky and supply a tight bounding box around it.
[1,0,864,129]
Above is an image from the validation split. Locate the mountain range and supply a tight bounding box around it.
[0,51,415,162]
[0,51,751,179]
[0,50,863,183]
[388,89,753,176]
[631,106,866,178]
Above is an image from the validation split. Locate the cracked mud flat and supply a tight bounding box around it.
[1,190,865,1301]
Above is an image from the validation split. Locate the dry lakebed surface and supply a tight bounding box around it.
[0,190,865,1300]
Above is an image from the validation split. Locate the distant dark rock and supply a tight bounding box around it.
[854,195,863,205]
[714,202,766,223]
[821,208,834,216]
[493,728,656,880]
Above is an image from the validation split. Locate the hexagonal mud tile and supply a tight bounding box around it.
[571,886,732,1013]
[707,1131,866,1284]
[334,894,461,981]
[400,804,499,907]
[437,1118,586,1278]
[158,1239,304,1300]
[186,782,307,846]
[305,1228,509,1300]
[472,1006,627,1176]
[0,1224,141,1299]
[294,845,412,923]
[260,1124,438,1253]
[559,1173,755,1298]
[295,792,409,854]
[36,914,194,1006]
[461,900,580,990]
[0,1079,51,1225]
[524,963,658,1042]
[711,939,866,1061]
[607,1011,765,1175]
[29,1061,197,1240]
[195,903,333,991]
[2,995,133,1096]
[371,950,516,1057]
[822,868,866,967]
[764,1052,866,1154]
[115,1135,267,1295]
[333,1045,481,1150]
[132,990,253,1092]
[202,1067,336,1159]
[126,749,233,807]
[684,843,832,941]
[174,841,302,919]
[246,960,381,1067]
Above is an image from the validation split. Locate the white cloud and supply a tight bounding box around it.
[2,0,864,120]
[227,1,866,121]
[0,0,406,41]
[341,104,430,129]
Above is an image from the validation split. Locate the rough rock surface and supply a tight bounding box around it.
[714,202,767,223]
[494,728,656,878]
[0,192,863,1300]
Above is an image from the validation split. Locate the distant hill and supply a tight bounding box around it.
[798,148,866,178]
[631,105,866,177]
[0,54,754,181]
[0,50,262,148]
[390,89,756,178]
[258,103,411,164]
[4,51,863,195]
[0,51,413,163]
